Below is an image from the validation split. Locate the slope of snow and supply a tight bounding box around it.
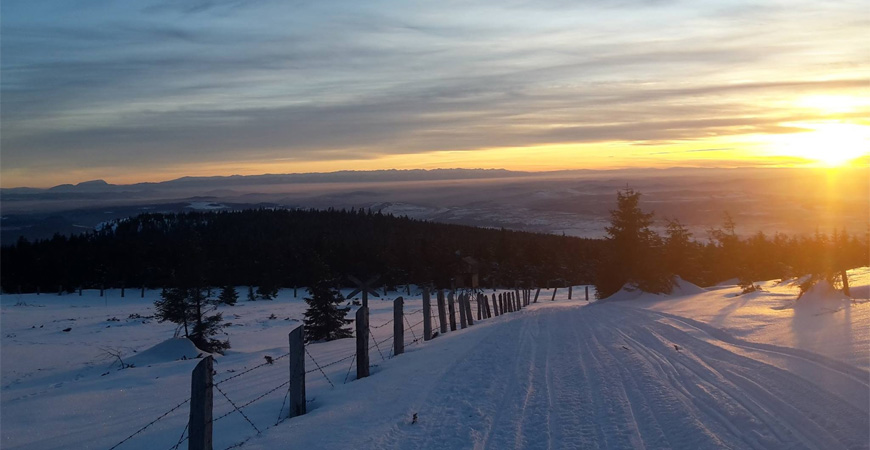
[1,276,868,449]
[637,266,870,371]
[126,337,206,367]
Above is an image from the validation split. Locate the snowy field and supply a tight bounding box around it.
[2,268,869,449]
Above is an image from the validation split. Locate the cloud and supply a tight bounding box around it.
[1,0,868,184]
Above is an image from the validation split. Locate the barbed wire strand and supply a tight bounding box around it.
[274,389,290,426]
[343,353,357,384]
[214,384,261,434]
[370,318,394,329]
[369,328,387,361]
[304,347,335,388]
[215,352,290,386]
[107,397,190,450]
[404,308,424,316]
[403,314,418,342]
[169,421,189,450]
[305,352,355,373]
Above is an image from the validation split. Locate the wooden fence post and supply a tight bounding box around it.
[841,271,850,297]
[568,285,573,300]
[141,285,145,298]
[458,294,467,329]
[422,288,432,341]
[585,285,589,301]
[294,286,298,298]
[476,294,482,320]
[356,307,369,379]
[534,288,540,303]
[36,286,40,296]
[498,294,503,314]
[78,287,82,296]
[121,285,125,298]
[465,294,474,326]
[394,297,404,356]
[288,325,306,418]
[551,288,558,302]
[100,286,104,297]
[484,293,492,318]
[515,289,521,310]
[448,292,457,331]
[490,294,498,316]
[437,290,447,334]
[189,356,213,450]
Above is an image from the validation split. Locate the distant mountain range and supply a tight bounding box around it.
[2,169,537,195]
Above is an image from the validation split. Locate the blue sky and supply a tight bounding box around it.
[2,0,868,187]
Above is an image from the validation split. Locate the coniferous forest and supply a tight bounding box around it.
[1,208,602,293]
[2,196,866,296]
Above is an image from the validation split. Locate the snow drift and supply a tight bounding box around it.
[127,337,206,367]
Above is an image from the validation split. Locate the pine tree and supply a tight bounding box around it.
[664,218,698,282]
[218,285,238,305]
[155,287,190,337]
[154,287,230,353]
[303,262,352,342]
[256,283,278,300]
[595,189,672,298]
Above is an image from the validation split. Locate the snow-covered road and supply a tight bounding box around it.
[256,302,869,450]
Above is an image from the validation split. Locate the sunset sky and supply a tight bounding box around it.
[2,0,868,188]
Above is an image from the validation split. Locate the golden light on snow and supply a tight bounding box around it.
[764,122,870,167]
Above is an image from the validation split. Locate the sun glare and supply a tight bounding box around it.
[767,122,869,167]
[795,95,870,114]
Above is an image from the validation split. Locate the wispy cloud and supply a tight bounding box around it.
[1,0,867,186]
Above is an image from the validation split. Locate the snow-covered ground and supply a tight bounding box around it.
[2,269,868,449]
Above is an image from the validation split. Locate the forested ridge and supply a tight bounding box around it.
[1,208,602,293]
[3,197,866,296]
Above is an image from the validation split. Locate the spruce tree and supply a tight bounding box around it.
[256,283,278,300]
[154,287,230,353]
[303,262,352,342]
[155,287,190,337]
[595,189,672,298]
[218,285,238,305]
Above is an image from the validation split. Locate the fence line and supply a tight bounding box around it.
[108,286,582,449]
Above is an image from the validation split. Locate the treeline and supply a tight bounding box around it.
[594,190,869,298]
[1,208,603,293]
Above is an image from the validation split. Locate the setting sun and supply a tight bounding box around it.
[767,122,869,167]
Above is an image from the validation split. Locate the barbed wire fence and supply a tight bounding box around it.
[106,286,547,450]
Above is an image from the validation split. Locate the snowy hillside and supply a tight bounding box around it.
[2,269,868,449]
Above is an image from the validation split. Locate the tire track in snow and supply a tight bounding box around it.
[337,303,869,450]
[608,305,868,449]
